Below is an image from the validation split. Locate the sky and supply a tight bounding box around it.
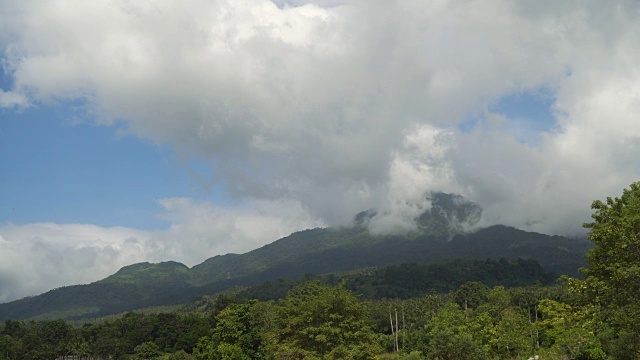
[1,0,640,303]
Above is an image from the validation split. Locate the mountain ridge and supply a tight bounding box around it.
[0,194,591,321]
[0,224,589,321]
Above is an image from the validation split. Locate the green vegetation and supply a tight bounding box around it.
[0,281,602,360]
[266,281,380,359]
[573,181,640,358]
[0,224,589,321]
[237,257,556,301]
[5,183,640,359]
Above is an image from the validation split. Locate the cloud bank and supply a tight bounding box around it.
[0,198,323,303]
[2,0,640,301]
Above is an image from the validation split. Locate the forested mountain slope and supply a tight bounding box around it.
[0,194,590,321]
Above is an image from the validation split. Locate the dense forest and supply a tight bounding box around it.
[2,182,640,359]
[0,280,615,359]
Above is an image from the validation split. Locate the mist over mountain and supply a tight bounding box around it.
[356,192,483,240]
[0,194,590,321]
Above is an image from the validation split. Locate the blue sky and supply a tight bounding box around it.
[0,52,226,230]
[2,60,188,230]
[1,107,181,229]
[460,88,557,138]
[1,0,639,302]
[491,89,556,130]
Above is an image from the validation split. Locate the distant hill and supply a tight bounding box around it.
[0,193,591,321]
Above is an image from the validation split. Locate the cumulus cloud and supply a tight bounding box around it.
[0,223,153,303]
[0,89,28,108]
[154,197,325,265]
[0,198,322,302]
[369,125,458,233]
[2,0,640,299]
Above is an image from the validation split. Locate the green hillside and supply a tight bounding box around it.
[0,194,591,321]
[0,225,589,321]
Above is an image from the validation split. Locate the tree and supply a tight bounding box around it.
[20,321,47,360]
[491,307,531,357]
[134,341,162,359]
[0,335,22,360]
[581,181,640,356]
[536,300,605,360]
[266,281,381,359]
[174,315,210,352]
[165,350,193,360]
[41,319,73,358]
[424,303,489,360]
[473,287,532,358]
[1,321,24,338]
[455,281,489,310]
[194,300,273,360]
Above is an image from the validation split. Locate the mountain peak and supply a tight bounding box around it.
[415,192,483,236]
[353,192,483,237]
[352,209,378,228]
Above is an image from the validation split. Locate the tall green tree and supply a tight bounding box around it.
[194,300,275,360]
[582,181,640,357]
[473,287,531,358]
[41,319,73,358]
[266,281,381,360]
[424,302,489,360]
[454,281,489,310]
[536,300,605,360]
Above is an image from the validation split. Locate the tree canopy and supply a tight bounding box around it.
[267,281,381,360]
[581,181,640,357]
[583,181,640,305]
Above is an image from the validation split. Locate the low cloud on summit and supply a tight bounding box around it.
[2,0,640,301]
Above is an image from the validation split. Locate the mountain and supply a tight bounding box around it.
[234,257,558,302]
[0,262,199,321]
[0,193,591,321]
[415,191,483,237]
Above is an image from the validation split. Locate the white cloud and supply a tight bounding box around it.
[154,197,325,266]
[0,198,323,303]
[0,223,153,303]
[369,125,459,234]
[0,89,28,108]
[2,0,640,300]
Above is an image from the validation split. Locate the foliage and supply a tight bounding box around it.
[135,341,162,359]
[537,300,604,359]
[454,281,489,310]
[194,300,275,360]
[266,281,381,359]
[581,181,640,357]
[0,217,589,321]
[424,303,489,359]
[582,182,640,307]
[159,350,193,360]
[239,257,556,302]
[0,280,623,360]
